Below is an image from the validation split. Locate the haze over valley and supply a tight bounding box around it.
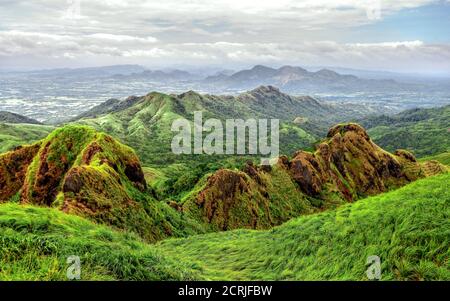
[1,64,449,123]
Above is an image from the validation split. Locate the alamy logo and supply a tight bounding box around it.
[366,255,381,280]
[66,255,81,280]
[171,111,279,165]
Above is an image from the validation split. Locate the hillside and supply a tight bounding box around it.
[419,152,450,166]
[73,87,367,198]
[0,125,205,242]
[362,105,450,157]
[0,203,198,280]
[158,173,450,280]
[179,123,445,231]
[74,86,366,153]
[0,111,42,124]
[1,173,446,280]
[0,123,54,153]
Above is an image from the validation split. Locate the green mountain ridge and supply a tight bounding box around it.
[363,105,450,157]
[0,111,42,125]
[0,173,448,280]
[71,86,370,198]
[0,125,204,242]
[0,87,448,281]
[158,173,450,280]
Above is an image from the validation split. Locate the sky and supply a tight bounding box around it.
[0,0,449,75]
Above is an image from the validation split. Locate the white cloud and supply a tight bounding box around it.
[88,33,158,43]
[349,41,425,48]
[0,0,448,73]
[0,31,158,57]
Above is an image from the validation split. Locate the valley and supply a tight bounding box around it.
[1,65,449,123]
[1,0,449,288]
[1,173,448,280]
[0,80,448,281]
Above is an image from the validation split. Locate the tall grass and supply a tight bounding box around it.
[158,173,450,280]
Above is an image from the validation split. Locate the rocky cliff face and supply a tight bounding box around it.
[17,126,147,208]
[1,123,446,239]
[185,123,444,230]
[0,125,197,242]
[285,123,419,201]
[185,161,312,231]
[0,143,41,201]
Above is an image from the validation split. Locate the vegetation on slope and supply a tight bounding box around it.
[363,105,450,157]
[0,111,42,125]
[73,87,363,198]
[0,203,198,280]
[181,123,442,231]
[0,123,54,153]
[158,173,450,281]
[0,125,205,242]
[419,152,450,166]
[0,173,447,280]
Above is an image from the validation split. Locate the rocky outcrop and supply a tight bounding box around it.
[0,143,40,202]
[289,151,324,196]
[187,123,441,230]
[284,123,421,201]
[184,159,312,231]
[0,125,162,240]
[196,169,253,230]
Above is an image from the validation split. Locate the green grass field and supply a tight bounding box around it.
[158,173,450,280]
[419,152,450,166]
[366,105,449,158]
[0,203,199,280]
[0,173,448,280]
[0,123,54,153]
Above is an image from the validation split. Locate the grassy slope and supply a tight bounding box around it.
[158,173,450,280]
[366,105,449,158]
[0,123,54,153]
[419,152,450,166]
[0,203,199,280]
[0,125,207,243]
[0,173,448,280]
[76,92,317,199]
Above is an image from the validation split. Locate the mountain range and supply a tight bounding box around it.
[0,83,448,280]
[1,86,448,198]
[3,64,444,95]
[203,65,424,94]
[70,86,373,198]
[1,121,445,238]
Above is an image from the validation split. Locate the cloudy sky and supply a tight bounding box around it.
[0,0,449,74]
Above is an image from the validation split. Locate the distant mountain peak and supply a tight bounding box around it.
[0,111,41,124]
[277,65,308,74]
[315,68,339,77]
[178,90,203,99]
[251,65,275,72]
[215,64,407,93]
[249,85,281,94]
